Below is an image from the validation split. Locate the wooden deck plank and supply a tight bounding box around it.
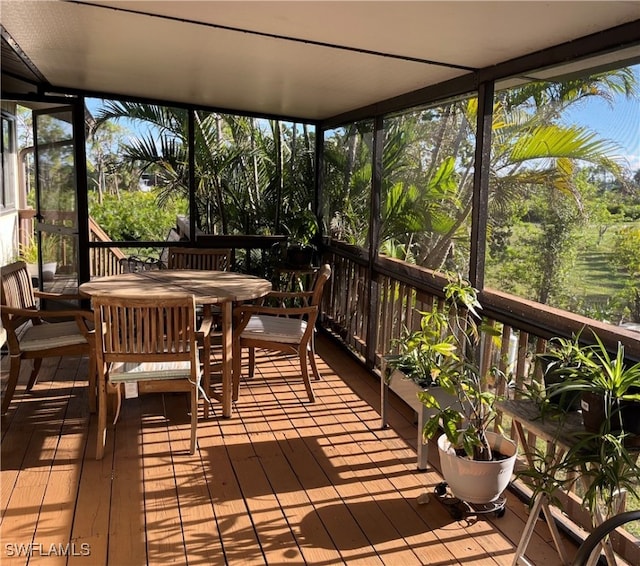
[226,401,305,564]
[240,366,384,566]
[67,416,114,566]
[240,365,350,565]
[106,395,147,565]
[263,365,425,565]
[29,357,88,566]
[197,388,268,565]
[141,395,190,565]
[164,398,225,566]
[0,335,580,566]
[0,359,68,566]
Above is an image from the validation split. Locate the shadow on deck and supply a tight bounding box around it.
[0,334,577,565]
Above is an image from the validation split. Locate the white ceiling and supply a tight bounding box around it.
[1,1,639,121]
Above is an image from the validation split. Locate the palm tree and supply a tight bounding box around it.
[92,102,316,237]
[324,68,636,292]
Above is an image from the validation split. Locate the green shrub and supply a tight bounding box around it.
[89,190,187,242]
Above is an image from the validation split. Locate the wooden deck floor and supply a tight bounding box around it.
[1,335,578,565]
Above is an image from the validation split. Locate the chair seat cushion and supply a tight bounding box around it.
[109,361,192,383]
[21,321,87,351]
[241,315,307,344]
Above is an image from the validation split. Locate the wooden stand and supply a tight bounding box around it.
[498,399,630,566]
[380,365,458,470]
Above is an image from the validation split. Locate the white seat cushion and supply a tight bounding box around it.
[21,321,87,351]
[109,361,192,383]
[241,315,307,344]
[109,361,191,383]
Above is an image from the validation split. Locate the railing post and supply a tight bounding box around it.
[365,115,385,370]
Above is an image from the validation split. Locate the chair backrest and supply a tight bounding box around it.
[92,294,198,367]
[119,255,163,273]
[167,247,231,271]
[1,261,36,311]
[310,264,332,307]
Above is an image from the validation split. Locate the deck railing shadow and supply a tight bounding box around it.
[320,244,640,563]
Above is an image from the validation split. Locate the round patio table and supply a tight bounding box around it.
[79,269,272,417]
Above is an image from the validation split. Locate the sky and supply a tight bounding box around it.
[561,64,640,173]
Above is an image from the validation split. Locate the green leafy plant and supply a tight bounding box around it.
[546,333,640,412]
[18,240,39,264]
[533,332,594,411]
[386,306,458,388]
[283,208,318,248]
[561,429,640,521]
[415,274,505,461]
[522,332,640,523]
[18,236,58,264]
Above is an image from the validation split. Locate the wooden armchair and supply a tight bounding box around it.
[167,247,231,271]
[232,264,331,403]
[92,293,211,459]
[0,261,96,415]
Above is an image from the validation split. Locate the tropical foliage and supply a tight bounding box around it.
[90,102,316,239]
[323,66,640,322]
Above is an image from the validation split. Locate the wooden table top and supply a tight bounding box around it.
[79,270,272,304]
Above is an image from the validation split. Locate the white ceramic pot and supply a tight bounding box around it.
[437,431,517,504]
[26,262,57,282]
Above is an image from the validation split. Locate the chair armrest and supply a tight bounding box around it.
[234,304,316,318]
[1,305,93,323]
[266,290,313,300]
[34,290,84,302]
[197,313,214,339]
[1,306,94,340]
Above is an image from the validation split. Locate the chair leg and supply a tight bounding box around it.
[232,340,242,402]
[190,383,198,455]
[299,347,315,403]
[96,370,108,460]
[201,334,212,419]
[87,351,97,414]
[112,383,123,426]
[26,358,42,391]
[248,347,255,378]
[308,345,321,381]
[1,356,22,416]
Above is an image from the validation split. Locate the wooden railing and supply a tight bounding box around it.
[88,217,126,277]
[320,240,640,557]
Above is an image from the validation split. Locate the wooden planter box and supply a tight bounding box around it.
[380,366,458,470]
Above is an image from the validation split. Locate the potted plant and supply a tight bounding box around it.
[386,303,457,388]
[417,275,518,505]
[18,236,58,282]
[546,333,640,438]
[283,209,318,268]
[534,333,592,411]
[383,301,460,470]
